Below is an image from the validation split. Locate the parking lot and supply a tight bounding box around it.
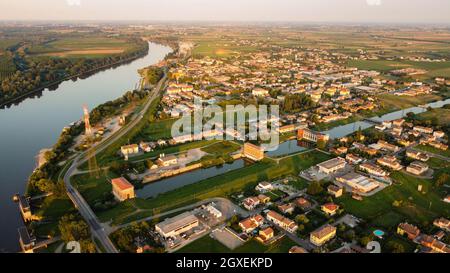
[211,227,245,250]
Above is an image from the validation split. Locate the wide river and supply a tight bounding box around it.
[0,42,172,252]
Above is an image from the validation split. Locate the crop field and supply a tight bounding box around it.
[27,37,134,59]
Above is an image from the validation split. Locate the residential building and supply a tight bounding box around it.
[406,150,429,162]
[121,144,139,157]
[255,182,273,192]
[345,153,362,164]
[321,203,339,216]
[433,218,450,232]
[278,203,295,214]
[156,154,178,167]
[257,227,275,243]
[377,140,400,153]
[266,210,298,233]
[295,197,312,210]
[359,163,388,177]
[310,224,337,246]
[205,204,222,218]
[377,155,403,171]
[327,185,343,198]
[397,223,420,240]
[419,235,450,253]
[289,246,308,253]
[406,161,429,176]
[243,196,260,211]
[239,215,264,233]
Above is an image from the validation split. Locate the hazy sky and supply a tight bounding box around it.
[1,0,449,24]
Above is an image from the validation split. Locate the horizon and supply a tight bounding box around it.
[1,0,450,24]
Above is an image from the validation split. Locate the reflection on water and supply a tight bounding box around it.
[0,42,172,252]
[137,159,248,199]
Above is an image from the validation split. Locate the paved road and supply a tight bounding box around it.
[63,72,168,253]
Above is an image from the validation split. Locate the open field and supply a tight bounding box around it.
[337,172,450,230]
[177,235,296,253]
[416,145,450,158]
[347,60,450,78]
[27,37,135,59]
[377,93,445,111]
[414,107,450,126]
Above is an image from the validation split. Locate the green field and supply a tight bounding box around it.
[338,172,450,230]
[177,235,297,253]
[27,37,135,59]
[414,108,450,126]
[416,145,450,158]
[377,93,445,112]
[347,60,450,78]
[200,141,241,156]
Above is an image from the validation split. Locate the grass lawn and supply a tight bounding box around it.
[416,145,450,158]
[95,150,332,225]
[414,108,450,126]
[133,118,177,141]
[33,196,76,237]
[177,235,296,253]
[72,171,114,206]
[337,171,450,229]
[377,93,444,112]
[200,141,241,156]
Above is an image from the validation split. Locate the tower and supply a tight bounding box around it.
[83,105,99,178]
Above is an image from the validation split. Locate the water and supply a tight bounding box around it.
[136,159,246,199]
[269,98,450,156]
[0,42,172,252]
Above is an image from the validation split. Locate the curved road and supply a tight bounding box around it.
[63,71,168,253]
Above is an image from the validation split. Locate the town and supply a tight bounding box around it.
[6,23,450,255]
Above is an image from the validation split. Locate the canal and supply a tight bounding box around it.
[0,42,172,252]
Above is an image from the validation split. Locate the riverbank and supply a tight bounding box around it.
[0,47,149,108]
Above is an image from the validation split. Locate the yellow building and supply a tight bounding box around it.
[111,177,136,202]
[310,224,336,246]
[243,143,265,161]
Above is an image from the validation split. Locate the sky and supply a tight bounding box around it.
[0,0,449,24]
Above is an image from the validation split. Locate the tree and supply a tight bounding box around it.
[307,181,323,195]
[435,173,449,188]
[58,214,96,253]
[386,241,405,253]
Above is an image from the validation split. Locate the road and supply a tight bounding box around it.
[63,71,168,253]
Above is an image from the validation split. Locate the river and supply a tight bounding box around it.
[0,42,172,252]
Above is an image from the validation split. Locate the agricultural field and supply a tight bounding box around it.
[26,37,136,59]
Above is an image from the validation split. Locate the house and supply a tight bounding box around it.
[111,177,135,202]
[252,87,269,97]
[335,147,348,155]
[289,246,308,253]
[295,197,312,210]
[406,161,429,176]
[243,196,260,211]
[433,218,450,232]
[255,182,273,192]
[278,203,295,214]
[377,140,400,153]
[377,155,403,171]
[345,153,362,164]
[413,126,434,134]
[139,142,152,153]
[327,185,343,198]
[397,223,420,240]
[336,172,379,193]
[321,203,340,216]
[257,227,275,243]
[121,144,139,157]
[359,163,388,177]
[239,215,264,233]
[205,204,222,218]
[317,157,347,174]
[243,143,265,161]
[266,210,298,233]
[445,195,450,203]
[257,194,271,204]
[156,154,178,167]
[310,224,337,246]
[155,212,199,239]
[434,131,445,139]
[419,235,450,253]
[406,150,429,162]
